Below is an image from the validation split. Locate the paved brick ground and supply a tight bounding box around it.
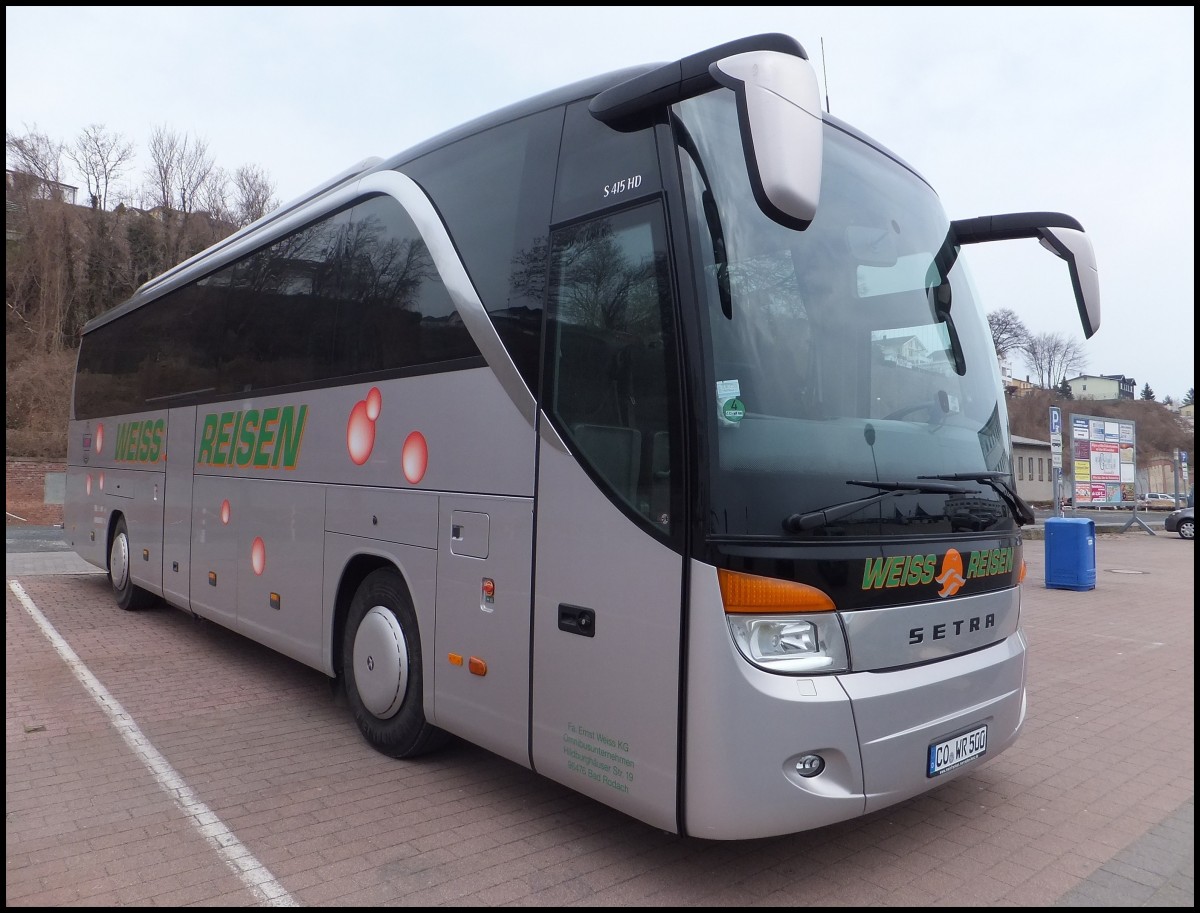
[6,532,1193,906]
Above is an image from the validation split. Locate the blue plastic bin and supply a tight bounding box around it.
[1044,517,1096,591]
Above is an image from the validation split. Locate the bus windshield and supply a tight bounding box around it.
[674,90,1016,540]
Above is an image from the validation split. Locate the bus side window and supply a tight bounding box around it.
[545,203,679,532]
[332,196,479,378]
[400,107,562,392]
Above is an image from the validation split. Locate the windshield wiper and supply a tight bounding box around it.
[919,471,1036,526]
[845,479,968,493]
[783,479,971,532]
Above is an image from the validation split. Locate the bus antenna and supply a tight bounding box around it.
[821,37,831,113]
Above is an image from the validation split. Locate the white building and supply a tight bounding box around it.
[1063,373,1136,401]
[1011,434,1054,504]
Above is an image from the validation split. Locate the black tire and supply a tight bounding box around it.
[342,568,448,758]
[109,517,156,611]
[1178,518,1195,541]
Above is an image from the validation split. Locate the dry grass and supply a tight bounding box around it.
[5,332,75,459]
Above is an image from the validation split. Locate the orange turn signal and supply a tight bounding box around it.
[717,568,835,614]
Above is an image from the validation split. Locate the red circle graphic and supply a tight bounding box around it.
[365,387,382,421]
[346,401,376,465]
[402,431,428,484]
[251,537,266,576]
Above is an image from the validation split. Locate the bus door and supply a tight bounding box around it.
[530,200,686,834]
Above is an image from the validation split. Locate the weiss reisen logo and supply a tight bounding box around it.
[861,546,1014,598]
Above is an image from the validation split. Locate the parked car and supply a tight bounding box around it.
[1141,492,1179,510]
[1164,506,1194,540]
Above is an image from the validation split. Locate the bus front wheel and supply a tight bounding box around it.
[342,568,448,758]
[109,517,156,611]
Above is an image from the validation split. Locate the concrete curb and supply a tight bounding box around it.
[1022,520,1167,540]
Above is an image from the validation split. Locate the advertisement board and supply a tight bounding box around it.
[1066,412,1137,506]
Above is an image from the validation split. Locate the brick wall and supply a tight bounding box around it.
[5,459,66,525]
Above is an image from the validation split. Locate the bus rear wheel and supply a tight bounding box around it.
[342,568,448,758]
[109,517,156,611]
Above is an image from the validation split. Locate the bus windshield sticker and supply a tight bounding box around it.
[717,379,744,426]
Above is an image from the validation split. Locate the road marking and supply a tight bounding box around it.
[7,579,298,907]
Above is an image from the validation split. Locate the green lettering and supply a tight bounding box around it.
[230,410,245,461]
[921,555,936,584]
[254,408,279,468]
[235,410,259,467]
[966,552,982,578]
[196,403,308,470]
[276,405,308,469]
[197,415,219,465]
[150,419,165,462]
[862,558,889,589]
[136,422,152,462]
[115,423,131,462]
[885,557,904,588]
[213,412,236,466]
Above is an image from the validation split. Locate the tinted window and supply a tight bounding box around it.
[546,202,679,532]
[74,195,482,419]
[75,280,224,418]
[402,108,562,389]
[216,210,346,394]
[332,195,477,377]
[75,319,140,418]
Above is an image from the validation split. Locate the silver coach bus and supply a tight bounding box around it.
[64,33,1099,839]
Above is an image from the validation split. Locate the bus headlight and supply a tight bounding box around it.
[727,614,849,674]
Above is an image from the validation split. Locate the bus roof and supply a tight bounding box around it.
[82,41,925,336]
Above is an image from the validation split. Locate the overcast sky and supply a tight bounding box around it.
[7,6,1195,404]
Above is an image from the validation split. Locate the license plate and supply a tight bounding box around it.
[928,724,987,777]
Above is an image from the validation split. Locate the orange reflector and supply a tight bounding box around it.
[448,653,463,666]
[717,568,835,614]
[1019,559,1027,584]
[468,657,487,676]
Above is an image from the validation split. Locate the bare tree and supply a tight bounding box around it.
[5,200,84,351]
[68,124,134,210]
[144,125,216,262]
[987,308,1030,360]
[232,163,278,226]
[5,124,66,196]
[200,165,233,225]
[176,135,215,216]
[1021,331,1087,389]
[5,125,86,351]
[144,126,216,213]
[145,125,180,212]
